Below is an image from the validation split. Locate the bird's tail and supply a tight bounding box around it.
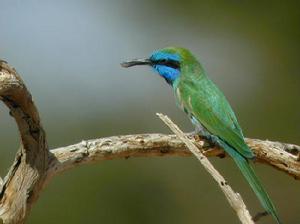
[219,140,282,224]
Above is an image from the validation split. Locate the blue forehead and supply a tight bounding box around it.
[150,51,181,62]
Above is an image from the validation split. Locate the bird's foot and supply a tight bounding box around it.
[191,128,211,141]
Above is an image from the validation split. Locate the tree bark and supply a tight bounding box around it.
[0,60,48,224]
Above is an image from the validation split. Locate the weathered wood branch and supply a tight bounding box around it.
[0,60,299,223]
[49,134,300,180]
[0,60,49,224]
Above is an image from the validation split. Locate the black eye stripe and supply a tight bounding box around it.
[155,59,180,69]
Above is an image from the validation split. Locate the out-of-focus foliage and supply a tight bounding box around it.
[0,0,299,223]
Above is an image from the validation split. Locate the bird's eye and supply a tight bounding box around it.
[155,59,180,69]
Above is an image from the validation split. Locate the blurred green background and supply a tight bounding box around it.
[0,0,299,223]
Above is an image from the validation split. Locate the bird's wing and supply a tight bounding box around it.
[179,80,254,159]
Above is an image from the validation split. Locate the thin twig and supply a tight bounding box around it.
[157,113,254,224]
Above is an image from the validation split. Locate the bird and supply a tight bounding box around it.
[121,47,281,224]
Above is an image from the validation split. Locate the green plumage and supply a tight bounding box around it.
[170,47,281,223]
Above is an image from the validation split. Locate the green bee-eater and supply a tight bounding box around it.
[121,47,281,224]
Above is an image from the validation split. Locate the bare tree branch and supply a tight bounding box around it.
[157,113,254,224]
[0,60,299,223]
[0,60,49,224]
[48,134,300,180]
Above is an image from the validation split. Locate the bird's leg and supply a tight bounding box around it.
[190,115,225,157]
[196,130,227,159]
[192,122,212,141]
[192,125,216,149]
[193,125,211,140]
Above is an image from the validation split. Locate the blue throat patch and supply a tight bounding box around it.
[150,52,181,85]
[153,65,180,84]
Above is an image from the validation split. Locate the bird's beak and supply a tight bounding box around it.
[121,58,152,68]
